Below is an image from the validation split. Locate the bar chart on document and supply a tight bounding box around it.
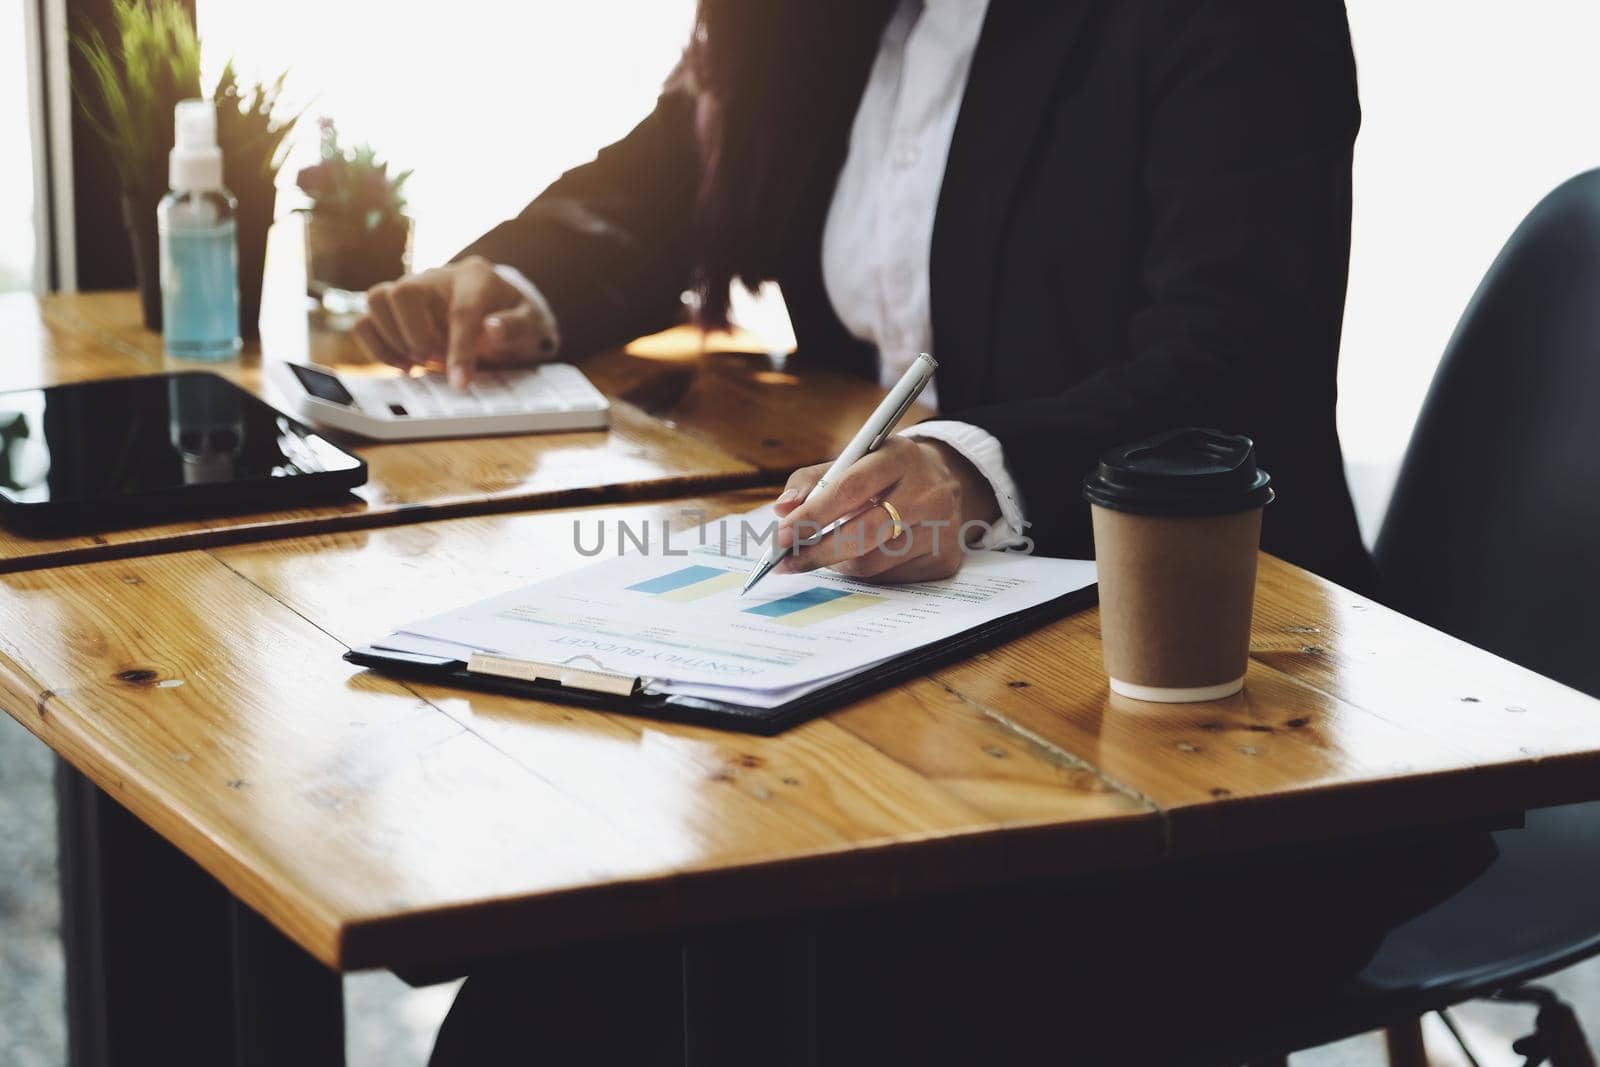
[392,509,1097,700]
[629,565,883,628]
[479,544,930,677]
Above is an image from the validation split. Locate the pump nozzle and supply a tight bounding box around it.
[170,99,223,191]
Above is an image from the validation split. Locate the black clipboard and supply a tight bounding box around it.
[344,583,1098,735]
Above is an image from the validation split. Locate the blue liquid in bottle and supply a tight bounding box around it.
[159,188,242,361]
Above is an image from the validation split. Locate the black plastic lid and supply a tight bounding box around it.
[1082,428,1274,517]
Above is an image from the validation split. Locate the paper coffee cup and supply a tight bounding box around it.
[1083,429,1273,703]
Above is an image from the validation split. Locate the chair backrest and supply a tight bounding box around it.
[1374,169,1600,699]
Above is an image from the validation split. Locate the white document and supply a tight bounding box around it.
[378,509,1096,705]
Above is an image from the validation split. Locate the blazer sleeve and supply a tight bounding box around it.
[454,89,702,358]
[945,0,1360,557]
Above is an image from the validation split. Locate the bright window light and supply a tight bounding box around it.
[0,0,36,292]
[197,0,697,269]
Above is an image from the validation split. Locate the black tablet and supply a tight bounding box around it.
[0,372,367,534]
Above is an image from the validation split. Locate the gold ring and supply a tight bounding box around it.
[877,498,905,540]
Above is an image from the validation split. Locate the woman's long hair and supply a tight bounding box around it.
[687,0,897,327]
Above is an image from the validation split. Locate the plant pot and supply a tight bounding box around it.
[235,184,276,340]
[304,211,412,311]
[121,195,163,332]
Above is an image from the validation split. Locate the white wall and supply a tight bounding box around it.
[1340,0,1600,538]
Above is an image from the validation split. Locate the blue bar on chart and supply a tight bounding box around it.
[627,565,744,603]
[743,587,881,628]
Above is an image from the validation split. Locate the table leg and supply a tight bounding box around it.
[229,898,345,1066]
[682,920,817,1067]
[56,757,236,1066]
[54,759,344,1067]
[1383,1017,1430,1067]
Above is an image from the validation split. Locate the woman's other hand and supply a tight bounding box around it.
[770,436,1002,584]
[354,257,558,387]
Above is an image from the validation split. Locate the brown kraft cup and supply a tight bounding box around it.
[1082,428,1274,703]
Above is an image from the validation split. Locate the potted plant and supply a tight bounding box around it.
[214,63,299,339]
[74,1,294,335]
[298,121,413,311]
[74,0,201,330]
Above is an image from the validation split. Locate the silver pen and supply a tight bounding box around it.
[741,352,939,596]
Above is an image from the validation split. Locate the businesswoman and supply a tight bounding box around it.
[357,0,1375,595]
[364,1,1501,1063]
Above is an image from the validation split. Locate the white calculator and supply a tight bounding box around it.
[272,362,610,441]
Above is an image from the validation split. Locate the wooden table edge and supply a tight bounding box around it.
[0,645,351,966]
[334,807,1165,972]
[1154,751,1600,859]
[3,641,1165,971]
[0,466,774,576]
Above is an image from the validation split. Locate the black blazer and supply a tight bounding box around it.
[462,0,1374,591]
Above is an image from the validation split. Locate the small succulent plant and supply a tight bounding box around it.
[296,119,412,232]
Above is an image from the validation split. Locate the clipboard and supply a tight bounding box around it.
[344,583,1098,735]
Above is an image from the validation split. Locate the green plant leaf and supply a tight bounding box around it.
[71,0,202,204]
[214,58,301,192]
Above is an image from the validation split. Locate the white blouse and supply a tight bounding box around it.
[821,0,1025,548]
[506,0,1026,546]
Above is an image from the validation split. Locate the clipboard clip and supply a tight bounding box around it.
[466,652,642,697]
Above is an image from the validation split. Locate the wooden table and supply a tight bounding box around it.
[5,493,1600,977]
[7,290,1600,1064]
[1,291,922,572]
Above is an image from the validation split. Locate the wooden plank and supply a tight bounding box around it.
[34,285,928,488]
[0,550,667,968]
[213,493,1159,893]
[930,560,1600,854]
[43,289,917,478]
[0,292,160,391]
[209,489,1150,839]
[1250,553,1600,771]
[0,493,1157,970]
[584,339,933,476]
[4,287,934,573]
[208,494,1600,950]
[0,292,761,572]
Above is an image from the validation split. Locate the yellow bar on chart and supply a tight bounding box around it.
[658,569,745,603]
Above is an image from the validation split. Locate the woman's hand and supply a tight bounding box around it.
[770,436,1001,584]
[354,257,557,387]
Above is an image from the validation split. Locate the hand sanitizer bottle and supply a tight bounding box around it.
[159,99,241,361]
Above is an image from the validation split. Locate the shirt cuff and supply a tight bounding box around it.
[492,264,562,356]
[901,420,1029,550]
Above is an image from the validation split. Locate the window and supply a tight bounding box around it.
[1,0,39,292]
[196,0,698,269]
[1341,0,1600,538]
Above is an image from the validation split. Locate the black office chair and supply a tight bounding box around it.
[1239,168,1600,1066]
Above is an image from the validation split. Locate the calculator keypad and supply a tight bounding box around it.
[350,365,606,421]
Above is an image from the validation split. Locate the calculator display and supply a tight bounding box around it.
[289,363,357,407]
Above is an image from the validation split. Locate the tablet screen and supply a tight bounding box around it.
[0,372,364,507]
